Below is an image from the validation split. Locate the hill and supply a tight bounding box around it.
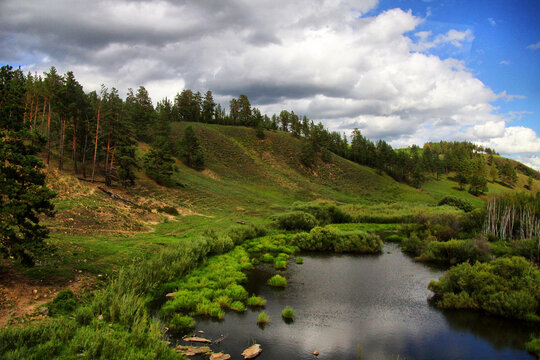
[1,122,538,326]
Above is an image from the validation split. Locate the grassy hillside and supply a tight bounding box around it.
[1,122,538,325]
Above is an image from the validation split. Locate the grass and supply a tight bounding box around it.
[295,257,303,264]
[257,312,270,324]
[4,122,538,358]
[281,306,295,319]
[246,296,266,307]
[267,274,287,287]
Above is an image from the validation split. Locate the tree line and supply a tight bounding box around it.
[5,65,527,193]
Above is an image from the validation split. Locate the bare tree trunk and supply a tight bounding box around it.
[72,117,78,174]
[46,101,52,166]
[58,117,65,171]
[81,116,89,178]
[91,99,102,182]
[105,134,111,187]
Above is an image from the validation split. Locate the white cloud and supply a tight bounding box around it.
[528,41,540,50]
[499,60,510,65]
[1,0,538,165]
[488,18,496,26]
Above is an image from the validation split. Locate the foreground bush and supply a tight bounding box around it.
[428,256,540,321]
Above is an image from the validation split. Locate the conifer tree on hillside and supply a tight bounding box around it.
[179,125,204,169]
[0,65,56,265]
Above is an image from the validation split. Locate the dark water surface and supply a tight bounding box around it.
[182,244,534,359]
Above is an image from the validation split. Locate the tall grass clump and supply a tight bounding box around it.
[247,296,266,307]
[257,312,270,324]
[526,336,540,358]
[267,274,287,287]
[281,306,295,319]
[483,192,540,241]
[428,256,540,321]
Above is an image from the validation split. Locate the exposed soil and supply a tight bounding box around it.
[0,260,95,327]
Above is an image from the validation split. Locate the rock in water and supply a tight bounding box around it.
[241,344,262,359]
[183,336,212,343]
[210,352,231,360]
[176,345,212,356]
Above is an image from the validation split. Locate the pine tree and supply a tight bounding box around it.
[0,65,56,265]
[180,125,204,169]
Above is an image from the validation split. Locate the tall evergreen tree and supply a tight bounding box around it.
[0,65,56,265]
[179,125,204,169]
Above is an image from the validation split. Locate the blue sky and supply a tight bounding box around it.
[376,0,540,136]
[1,0,539,168]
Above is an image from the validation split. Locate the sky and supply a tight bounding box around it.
[1,0,539,169]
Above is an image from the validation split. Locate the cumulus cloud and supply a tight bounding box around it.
[1,0,538,169]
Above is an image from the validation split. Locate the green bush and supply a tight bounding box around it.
[295,257,303,264]
[438,196,474,212]
[292,202,352,225]
[526,336,540,358]
[428,256,540,321]
[385,234,405,243]
[292,226,382,253]
[267,274,287,287]
[417,238,492,265]
[275,211,318,231]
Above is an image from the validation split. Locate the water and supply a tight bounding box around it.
[179,244,535,359]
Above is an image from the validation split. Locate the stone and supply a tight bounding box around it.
[183,336,212,343]
[241,344,262,359]
[38,307,49,316]
[176,345,212,356]
[210,352,231,360]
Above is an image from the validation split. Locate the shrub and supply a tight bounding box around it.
[428,256,540,321]
[246,296,266,307]
[526,336,540,358]
[158,206,179,216]
[295,257,303,264]
[275,211,318,231]
[281,306,295,319]
[257,312,270,324]
[417,238,492,265]
[385,234,405,243]
[438,196,474,212]
[267,274,287,287]
[169,314,195,332]
[292,202,352,225]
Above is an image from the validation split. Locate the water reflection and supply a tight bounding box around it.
[175,244,534,359]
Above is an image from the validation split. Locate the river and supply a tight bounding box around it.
[185,243,534,359]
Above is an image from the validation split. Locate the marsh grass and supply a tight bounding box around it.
[267,274,287,287]
[281,306,295,319]
[246,296,266,307]
[257,312,270,324]
[295,257,303,264]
